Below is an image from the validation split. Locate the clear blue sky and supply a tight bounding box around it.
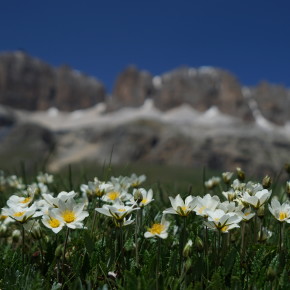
[0,0,289,92]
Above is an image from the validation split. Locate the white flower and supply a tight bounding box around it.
[42,208,65,233]
[231,179,245,191]
[42,191,78,208]
[86,179,113,197]
[163,194,197,216]
[222,172,233,184]
[102,186,132,203]
[236,207,255,222]
[205,209,242,233]
[241,189,271,209]
[222,190,237,202]
[128,173,146,188]
[37,183,50,195]
[194,194,220,217]
[52,198,89,229]
[96,200,138,222]
[110,176,131,191]
[218,201,242,213]
[7,175,25,189]
[268,199,290,223]
[7,194,34,208]
[37,172,54,184]
[144,215,170,239]
[4,204,40,223]
[204,177,221,190]
[132,188,154,207]
[245,182,263,196]
[0,209,14,225]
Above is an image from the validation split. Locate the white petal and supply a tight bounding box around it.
[144,232,154,238]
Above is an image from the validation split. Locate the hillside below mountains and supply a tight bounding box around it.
[0,51,289,177]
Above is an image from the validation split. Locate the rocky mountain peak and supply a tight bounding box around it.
[112,65,254,121]
[0,51,106,111]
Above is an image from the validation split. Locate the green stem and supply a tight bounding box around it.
[116,225,124,271]
[279,222,282,252]
[21,224,25,265]
[202,224,209,281]
[218,231,221,266]
[38,239,44,271]
[204,224,208,257]
[156,238,161,290]
[92,198,102,236]
[179,217,187,274]
[135,209,140,267]
[259,217,263,242]
[254,213,258,243]
[240,222,245,259]
[61,227,70,274]
[91,211,97,235]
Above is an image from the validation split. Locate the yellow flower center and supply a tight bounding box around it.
[118,208,126,212]
[0,215,7,220]
[181,206,187,212]
[13,211,24,217]
[21,197,31,204]
[95,189,104,197]
[49,218,61,228]
[244,212,251,216]
[279,211,288,220]
[221,225,228,232]
[149,223,165,235]
[62,210,76,223]
[141,198,147,204]
[214,218,220,222]
[198,206,206,214]
[107,191,120,200]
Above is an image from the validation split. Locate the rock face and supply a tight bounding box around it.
[112,66,254,121]
[0,122,55,171]
[249,82,290,125]
[48,118,290,177]
[109,66,154,110]
[0,51,106,111]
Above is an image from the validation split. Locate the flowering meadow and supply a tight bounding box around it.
[0,166,290,289]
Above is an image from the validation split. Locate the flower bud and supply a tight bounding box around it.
[44,235,51,244]
[184,258,192,272]
[12,229,21,243]
[55,244,64,258]
[133,189,143,204]
[286,181,290,197]
[258,227,272,242]
[222,172,233,184]
[95,188,105,198]
[262,175,272,189]
[236,168,245,182]
[0,224,7,237]
[183,239,193,257]
[267,266,277,281]
[204,177,221,190]
[257,205,265,218]
[195,236,204,252]
[31,226,42,240]
[285,163,290,175]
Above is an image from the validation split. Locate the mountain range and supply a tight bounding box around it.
[0,51,289,178]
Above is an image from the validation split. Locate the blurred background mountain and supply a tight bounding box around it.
[0,51,289,177]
